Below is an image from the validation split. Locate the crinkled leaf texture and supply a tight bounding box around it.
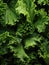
[0,0,49,65]
[0,0,19,25]
[24,35,42,49]
[15,0,36,22]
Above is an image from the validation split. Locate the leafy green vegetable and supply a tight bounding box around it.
[0,0,49,65]
[15,0,36,22]
[24,35,42,49]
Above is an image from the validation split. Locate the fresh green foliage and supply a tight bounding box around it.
[0,0,49,65]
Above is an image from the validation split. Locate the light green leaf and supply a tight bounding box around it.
[38,0,49,5]
[5,5,18,25]
[0,1,19,25]
[35,9,49,32]
[9,44,29,61]
[15,0,36,22]
[24,35,42,49]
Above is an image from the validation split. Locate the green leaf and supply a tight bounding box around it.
[35,9,49,32]
[0,1,19,25]
[38,39,49,65]
[0,31,9,42]
[15,0,36,22]
[38,0,49,5]
[5,4,19,25]
[9,44,30,62]
[24,35,42,49]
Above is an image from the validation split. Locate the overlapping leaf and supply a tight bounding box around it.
[24,34,42,49]
[35,9,49,32]
[15,0,36,22]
